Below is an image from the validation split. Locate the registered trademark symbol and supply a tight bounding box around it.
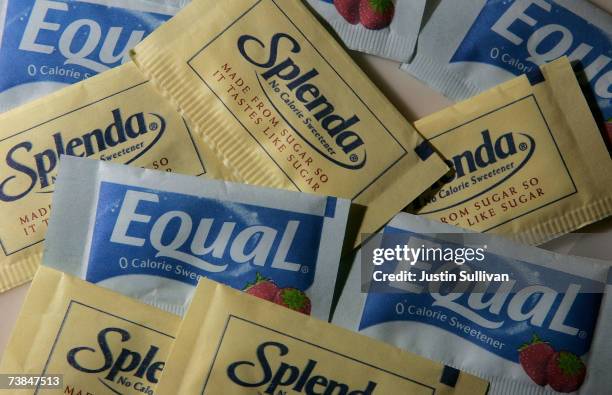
[350,154,358,162]
[519,142,528,151]
[578,331,587,339]
[301,266,309,274]
[149,122,158,131]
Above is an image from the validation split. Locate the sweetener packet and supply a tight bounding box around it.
[44,156,350,319]
[401,0,612,148]
[130,0,449,245]
[0,266,180,395]
[409,57,612,245]
[333,212,612,394]
[0,61,217,294]
[306,0,426,62]
[153,277,489,394]
[0,0,186,113]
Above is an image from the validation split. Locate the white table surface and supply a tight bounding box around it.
[0,0,611,359]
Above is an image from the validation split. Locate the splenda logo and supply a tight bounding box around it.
[0,109,165,202]
[238,32,367,169]
[227,341,377,394]
[67,327,164,393]
[419,130,535,214]
[442,130,534,182]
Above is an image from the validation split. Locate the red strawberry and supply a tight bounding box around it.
[359,0,394,30]
[518,334,555,386]
[605,121,612,144]
[334,0,360,24]
[243,273,279,301]
[273,288,311,315]
[546,351,586,393]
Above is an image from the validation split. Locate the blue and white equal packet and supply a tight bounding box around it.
[43,156,350,319]
[333,212,612,394]
[306,0,426,62]
[0,0,185,113]
[401,0,612,147]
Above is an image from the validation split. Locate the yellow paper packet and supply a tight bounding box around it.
[410,57,612,245]
[155,278,489,394]
[130,0,449,245]
[0,266,180,394]
[0,61,224,293]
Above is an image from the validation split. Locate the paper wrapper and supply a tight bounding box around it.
[410,57,612,245]
[0,61,224,293]
[44,156,349,319]
[0,266,180,394]
[154,277,489,394]
[131,0,449,247]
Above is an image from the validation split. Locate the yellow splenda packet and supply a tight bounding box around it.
[130,0,448,245]
[155,278,489,394]
[410,57,612,245]
[0,266,180,395]
[0,61,222,293]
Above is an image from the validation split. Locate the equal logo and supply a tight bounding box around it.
[201,316,437,394]
[187,0,407,198]
[86,182,325,291]
[0,108,166,202]
[450,0,612,123]
[0,0,171,92]
[359,229,604,363]
[39,301,174,395]
[415,95,576,232]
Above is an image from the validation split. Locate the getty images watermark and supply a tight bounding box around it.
[360,232,607,294]
[371,243,510,283]
[360,233,513,294]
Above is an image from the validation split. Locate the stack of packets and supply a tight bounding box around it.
[0,0,610,394]
[0,266,489,394]
[0,0,448,293]
[400,0,612,149]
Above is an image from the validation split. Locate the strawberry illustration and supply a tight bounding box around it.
[518,334,554,386]
[606,121,612,143]
[546,351,586,393]
[243,273,279,302]
[273,288,311,315]
[359,0,394,30]
[334,0,360,24]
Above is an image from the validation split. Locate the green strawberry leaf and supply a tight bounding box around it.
[243,272,272,290]
[369,0,393,13]
[518,333,548,351]
[557,352,585,376]
[280,289,307,310]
